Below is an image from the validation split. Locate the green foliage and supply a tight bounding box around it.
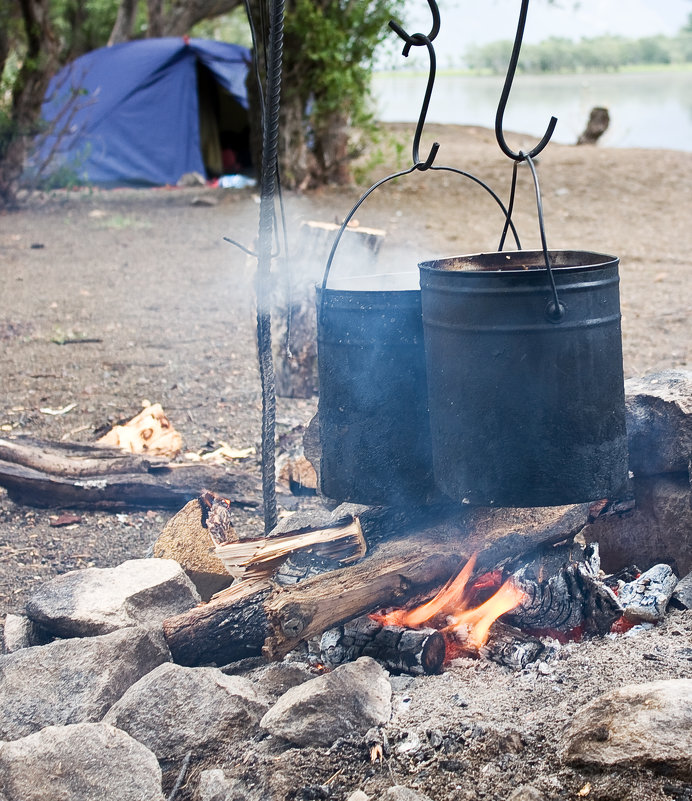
[282,0,405,130]
[465,29,692,75]
[50,0,123,59]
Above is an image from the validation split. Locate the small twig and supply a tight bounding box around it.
[166,751,192,801]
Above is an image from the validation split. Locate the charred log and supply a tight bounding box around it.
[505,542,622,636]
[479,622,546,669]
[319,616,445,676]
[162,580,271,667]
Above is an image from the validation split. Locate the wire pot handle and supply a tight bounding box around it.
[494,0,564,322]
[319,165,522,300]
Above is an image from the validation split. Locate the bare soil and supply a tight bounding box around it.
[1,124,691,800]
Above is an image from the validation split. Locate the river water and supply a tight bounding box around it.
[372,70,692,152]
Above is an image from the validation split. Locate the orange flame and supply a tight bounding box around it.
[370,553,526,661]
[444,579,526,650]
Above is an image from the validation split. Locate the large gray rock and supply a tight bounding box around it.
[2,613,51,653]
[562,679,692,778]
[260,656,391,747]
[625,371,692,476]
[583,473,692,576]
[25,557,201,638]
[103,662,267,763]
[672,570,692,609]
[0,723,165,801]
[0,626,169,740]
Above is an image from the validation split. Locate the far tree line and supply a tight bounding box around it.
[465,17,692,74]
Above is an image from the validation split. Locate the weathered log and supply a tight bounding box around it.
[162,502,591,666]
[0,437,262,509]
[0,436,165,476]
[319,616,446,676]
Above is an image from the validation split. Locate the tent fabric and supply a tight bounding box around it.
[33,38,251,187]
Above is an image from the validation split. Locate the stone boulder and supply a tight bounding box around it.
[0,626,169,740]
[260,656,392,747]
[153,499,233,601]
[0,723,165,801]
[25,557,200,637]
[583,473,692,576]
[103,662,267,764]
[625,371,692,476]
[562,679,692,778]
[2,613,51,653]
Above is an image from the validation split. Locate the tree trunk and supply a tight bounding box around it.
[159,0,242,37]
[107,0,139,45]
[0,0,60,209]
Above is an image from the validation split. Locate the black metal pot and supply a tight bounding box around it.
[316,273,435,505]
[419,249,629,507]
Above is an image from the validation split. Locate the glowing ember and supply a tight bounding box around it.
[371,553,526,662]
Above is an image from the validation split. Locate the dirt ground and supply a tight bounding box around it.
[1,124,691,800]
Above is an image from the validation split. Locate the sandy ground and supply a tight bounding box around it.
[0,124,691,800]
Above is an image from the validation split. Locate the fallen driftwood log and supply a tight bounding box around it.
[0,436,262,510]
[162,502,591,667]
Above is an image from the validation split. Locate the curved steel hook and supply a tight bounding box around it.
[495,0,557,161]
[389,0,441,170]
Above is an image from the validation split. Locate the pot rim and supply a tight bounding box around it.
[419,248,618,276]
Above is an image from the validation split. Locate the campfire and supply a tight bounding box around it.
[156,482,684,680]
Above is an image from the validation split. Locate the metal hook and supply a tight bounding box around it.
[495,0,557,161]
[389,0,441,170]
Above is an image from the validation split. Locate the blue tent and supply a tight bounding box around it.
[32,37,251,187]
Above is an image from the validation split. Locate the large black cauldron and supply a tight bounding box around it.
[419,249,629,507]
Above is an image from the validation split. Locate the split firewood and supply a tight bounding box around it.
[212,516,366,581]
[319,616,446,676]
[96,403,183,457]
[162,502,592,667]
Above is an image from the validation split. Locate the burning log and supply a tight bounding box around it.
[506,542,622,636]
[162,502,592,667]
[319,616,445,676]
[0,436,263,510]
[478,622,546,670]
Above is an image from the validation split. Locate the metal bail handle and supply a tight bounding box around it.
[523,152,565,323]
[494,0,564,323]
